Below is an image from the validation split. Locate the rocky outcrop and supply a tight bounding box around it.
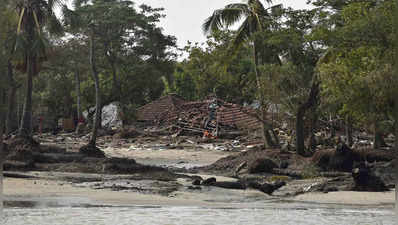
[351,162,389,192]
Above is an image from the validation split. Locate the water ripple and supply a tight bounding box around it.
[2,204,394,225]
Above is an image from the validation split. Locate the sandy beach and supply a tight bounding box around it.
[4,175,395,207]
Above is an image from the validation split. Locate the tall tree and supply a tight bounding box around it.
[202,0,281,147]
[63,0,177,149]
[63,0,103,150]
[316,0,397,149]
[13,0,63,138]
[0,1,19,134]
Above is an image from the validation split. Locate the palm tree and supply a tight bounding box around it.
[13,0,63,138]
[62,0,105,155]
[203,0,279,147]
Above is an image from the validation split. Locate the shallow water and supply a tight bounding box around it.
[2,201,395,225]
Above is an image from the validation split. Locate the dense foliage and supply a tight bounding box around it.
[0,0,397,151]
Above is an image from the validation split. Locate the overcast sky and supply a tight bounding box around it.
[133,0,313,48]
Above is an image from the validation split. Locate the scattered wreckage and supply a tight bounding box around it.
[136,94,262,139]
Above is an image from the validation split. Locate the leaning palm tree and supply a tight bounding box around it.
[13,0,63,138]
[203,0,278,147]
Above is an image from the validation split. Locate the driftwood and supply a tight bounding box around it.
[4,172,38,179]
[272,168,303,178]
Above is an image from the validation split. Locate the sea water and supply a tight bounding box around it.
[1,201,394,225]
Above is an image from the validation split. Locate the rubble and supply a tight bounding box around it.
[137,95,263,137]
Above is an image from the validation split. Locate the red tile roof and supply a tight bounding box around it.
[137,95,262,130]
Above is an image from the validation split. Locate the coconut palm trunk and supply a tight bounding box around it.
[202,0,277,148]
[15,0,64,138]
[6,60,18,134]
[75,69,81,121]
[0,105,4,216]
[19,55,35,137]
[394,100,398,151]
[296,78,319,156]
[252,41,276,147]
[1,81,6,213]
[105,50,121,102]
[89,32,101,147]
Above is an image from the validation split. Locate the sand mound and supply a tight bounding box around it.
[6,137,41,162]
[79,144,106,158]
[312,145,395,172]
[248,158,277,173]
[200,149,306,176]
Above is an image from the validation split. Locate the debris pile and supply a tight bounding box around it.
[137,95,262,137]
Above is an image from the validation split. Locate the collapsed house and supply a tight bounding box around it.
[137,94,262,136]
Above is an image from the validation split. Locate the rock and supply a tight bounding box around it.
[248,158,277,174]
[322,186,338,193]
[247,180,286,195]
[373,159,397,187]
[272,181,286,190]
[258,183,275,195]
[213,181,246,190]
[202,177,217,186]
[352,162,388,192]
[187,186,202,190]
[192,179,201,186]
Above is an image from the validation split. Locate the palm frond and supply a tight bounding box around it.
[232,17,251,48]
[31,33,49,58]
[47,14,64,36]
[62,4,86,31]
[269,4,283,17]
[47,0,64,13]
[202,8,246,34]
[17,8,25,34]
[224,3,250,16]
[14,33,28,54]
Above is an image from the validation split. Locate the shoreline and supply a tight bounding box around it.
[2,133,396,211]
[3,176,395,208]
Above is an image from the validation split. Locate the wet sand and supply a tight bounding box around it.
[103,146,230,168]
[292,190,395,205]
[4,177,218,207]
[3,135,396,208]
[4,176,395,207]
